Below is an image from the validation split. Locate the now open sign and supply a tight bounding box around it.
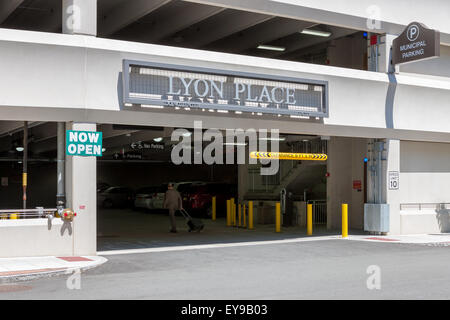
[66,130,103,157]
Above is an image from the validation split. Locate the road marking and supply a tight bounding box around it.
[98,235,342,256]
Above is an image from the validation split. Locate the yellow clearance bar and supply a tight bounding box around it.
[250,151,327,161]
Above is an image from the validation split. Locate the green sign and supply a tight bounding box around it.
[66,130,103,157]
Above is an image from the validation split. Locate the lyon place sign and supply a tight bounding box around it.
[392,22,440,65]
[122,60,328,118]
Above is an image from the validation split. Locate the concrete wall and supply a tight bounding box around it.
[0,219,73,258]
[327,33,366,70]
[327,136,366,230]
[0,29,450,143]
[396,141,450,234]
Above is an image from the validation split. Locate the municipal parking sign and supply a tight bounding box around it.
[66,130,103,157]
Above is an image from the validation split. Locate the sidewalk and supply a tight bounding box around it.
[0,256,107,283]
[347,233,450,245]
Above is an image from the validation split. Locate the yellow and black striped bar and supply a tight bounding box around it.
[250,151,327,161]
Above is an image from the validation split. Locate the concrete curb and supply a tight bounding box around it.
[0,256,107,284]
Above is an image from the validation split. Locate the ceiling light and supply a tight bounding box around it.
[300,29,332,37]
[153,137,163,142]
[16,146,24,152]
[182,132,192,137]
[259,137,286,141]
[223,142,247,146]
[257,45,286,52]
[102,148,106,152]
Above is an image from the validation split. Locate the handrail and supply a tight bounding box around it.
[0,208,57,219]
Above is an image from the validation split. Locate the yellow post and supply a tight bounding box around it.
[226,199,231,226]
[10,213,18,220]
[248,201,254,230]
[234,203,237,227]
[342,203,348,238]
[212,196,216,221]
[307,203,313,236]
[238,204,242,227]
[243,204,247,228]
[231,198,235,225]
[275,202,281,232]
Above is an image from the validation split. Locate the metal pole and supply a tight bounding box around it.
[56,122,66,212]
[22,121,28,209]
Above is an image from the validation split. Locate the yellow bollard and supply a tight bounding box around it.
[0,214,7,220]
[307,203,313,236]
[231,198,235,225]
[243,204,247,228]
[275,202,281,233]
[238,204,242,227]
[248,201,254,230]
[226,199,231,226]
[10,213,18,220]
[342,203,348,238]
[234,203,237,227]
[212,196,216,221]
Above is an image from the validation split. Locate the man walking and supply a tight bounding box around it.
[163,183,182,233]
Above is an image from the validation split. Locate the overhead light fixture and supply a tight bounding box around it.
[223,142,247,146]
[16,146,24,152]
[257,45,286,52]
[153,137,163,142]
[300,29,332,37]
[259,137,286,141]
[102,148,106,152]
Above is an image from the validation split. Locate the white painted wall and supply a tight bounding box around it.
[0,29,449,143]
[0,219,73,258]
[400,141,450,203]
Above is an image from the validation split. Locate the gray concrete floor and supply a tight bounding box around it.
[97,208,345,251]
[1,239,449,299]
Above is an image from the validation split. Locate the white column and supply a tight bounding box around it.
[378,34,399,73]
[63,0,97,36]
[66,122,97,256]
[385,139,401,234]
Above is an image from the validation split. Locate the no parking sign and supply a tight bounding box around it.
[66,130,103,157]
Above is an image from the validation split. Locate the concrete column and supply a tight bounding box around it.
[385,139,401,234]
[327,137,352,230]
[63,0,97,36]
[327,137,367,230]
[66,122,97,256]
[378,34,399,73]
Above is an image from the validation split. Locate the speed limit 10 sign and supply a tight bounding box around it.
[389,171,399,190]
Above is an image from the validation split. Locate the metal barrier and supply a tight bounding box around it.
[400,203,450,211]
[0,207,57,219]
[307,200,327,225]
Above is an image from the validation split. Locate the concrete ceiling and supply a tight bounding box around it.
[0,0,361,63]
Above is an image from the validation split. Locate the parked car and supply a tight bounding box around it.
[98,186,134,208]
[183,182,236,217]
[97,182,110,193]
[150,181,205,210]
[134,186,165,210]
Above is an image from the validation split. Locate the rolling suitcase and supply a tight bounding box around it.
[180,208,204,232]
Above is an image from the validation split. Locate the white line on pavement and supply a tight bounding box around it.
[98,235,342,256]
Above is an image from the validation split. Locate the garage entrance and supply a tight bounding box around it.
[96,124,335,251]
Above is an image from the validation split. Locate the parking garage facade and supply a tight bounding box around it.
[1,0,450,257]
